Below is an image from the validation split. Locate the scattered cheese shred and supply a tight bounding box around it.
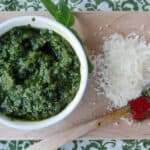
[92,33,150,107]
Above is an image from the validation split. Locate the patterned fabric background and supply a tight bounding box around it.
[1,0,150,11]
[0,0,150,150]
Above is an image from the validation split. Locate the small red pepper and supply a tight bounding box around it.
[128,96,150,120]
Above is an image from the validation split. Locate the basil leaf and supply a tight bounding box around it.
[40,0,93,73]
[41,0,74,27]
[40,0,59,19]
[58,0,75,27]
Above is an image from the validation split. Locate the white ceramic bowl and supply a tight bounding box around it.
[0,16,88,130]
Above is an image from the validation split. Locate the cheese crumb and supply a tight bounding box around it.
[99,26,103,31]
[113,121,119,126]
[92,33,150,107]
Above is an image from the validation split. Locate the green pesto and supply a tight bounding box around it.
[0,26,80,121]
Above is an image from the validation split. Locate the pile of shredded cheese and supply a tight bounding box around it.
[93,33,150,107]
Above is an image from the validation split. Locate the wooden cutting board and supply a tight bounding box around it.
[1,11,150,139]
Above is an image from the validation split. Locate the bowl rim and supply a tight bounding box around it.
[0,15,88,130]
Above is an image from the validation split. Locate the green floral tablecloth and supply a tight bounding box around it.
[1,0,150,150]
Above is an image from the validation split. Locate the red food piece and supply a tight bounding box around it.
[128,96,150,120]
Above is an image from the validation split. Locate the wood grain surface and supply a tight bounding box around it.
[0,12,150,139]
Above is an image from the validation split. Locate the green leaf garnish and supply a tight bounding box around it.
[40,0,59,19]
[41,0,93,73]
[58,0,75,27]
[41,0,75,27]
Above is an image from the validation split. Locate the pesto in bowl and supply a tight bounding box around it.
[0,26,80,121]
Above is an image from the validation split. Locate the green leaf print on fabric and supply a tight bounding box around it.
[81,140,116,150]
[140,140,150,149]
[0,0,150,11]
[122,140,145,150]
[142,0,150,11]
[95,0,115,10]
[121,0,139,10]
[59,140,117,150]
[70,0,82,5]
[0,140,39,150]
[72,141,78,150]
[0,0,20,11]
[0,0,43,11]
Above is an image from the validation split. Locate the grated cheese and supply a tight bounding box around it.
[92,33,150,107]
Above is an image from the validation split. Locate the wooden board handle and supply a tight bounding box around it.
[26,106,129,150]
